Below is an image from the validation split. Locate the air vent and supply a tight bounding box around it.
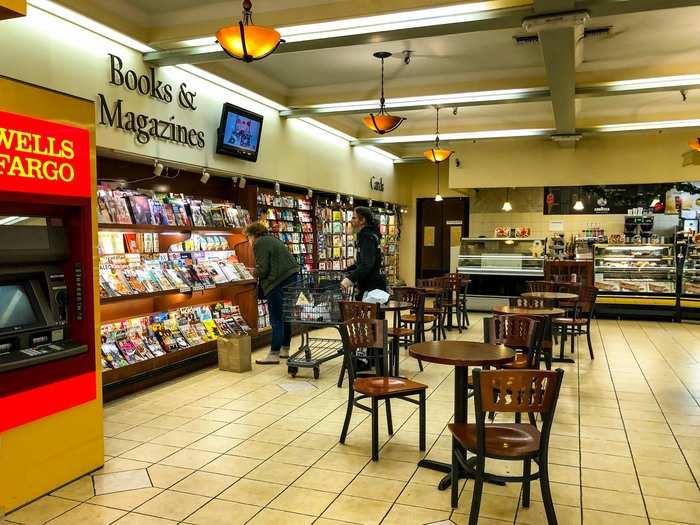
[513,26,612,45]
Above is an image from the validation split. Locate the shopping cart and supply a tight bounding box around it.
[283,270,352,379]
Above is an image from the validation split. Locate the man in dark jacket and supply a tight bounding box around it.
[246,222,299,364]
[341,206,387,299]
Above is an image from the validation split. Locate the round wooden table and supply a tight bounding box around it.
[380,300,412,313]
[409,340,516,490]
[493,305,570,366]
[521,291,578,301]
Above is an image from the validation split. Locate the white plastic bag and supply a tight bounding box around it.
[362,289,390,304]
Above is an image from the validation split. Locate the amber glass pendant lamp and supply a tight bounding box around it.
[216,0,284,62]
[363,52,407,135]
[424,108,453,163]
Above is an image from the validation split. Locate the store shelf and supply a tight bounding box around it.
[99,223,245,235]
[100,279,257,304]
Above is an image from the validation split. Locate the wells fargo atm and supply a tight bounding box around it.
[0,78,103,513]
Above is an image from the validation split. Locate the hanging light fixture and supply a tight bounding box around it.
[434,162,443,202]
[573,187,585,211]
[689,138,700,151]
[363,52,406,135]
[216,0,284,63]
[502,188,512,212]
[424,108,453,163]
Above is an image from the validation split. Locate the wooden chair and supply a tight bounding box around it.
[526,280,558,293]
[442,274,465,333]
[337,301,380,387]
[415,277,447,340]
[393,287,425,373]
[483,315,543,370]
[445,272,470,328]
[552,286,598,360]
[510,296,547,309]
[338,318,427,461]
[449,368,565,525]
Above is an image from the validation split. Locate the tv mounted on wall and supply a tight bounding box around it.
[216,103,263,162]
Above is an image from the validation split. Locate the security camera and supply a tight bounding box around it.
[153,159,164,176]
[200,168,210,184]
[239,177,247,189]
[454,158,461,168]
[403,50,413,65]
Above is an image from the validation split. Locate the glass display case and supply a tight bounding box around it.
[682,244,700,295]
[458,238,547,276]
[593,244,676,294]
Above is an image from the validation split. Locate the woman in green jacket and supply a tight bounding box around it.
[245,222,299,364]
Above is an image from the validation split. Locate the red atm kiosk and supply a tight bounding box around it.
[0,80,103,513]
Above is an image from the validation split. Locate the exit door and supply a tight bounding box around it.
[416,197,468,279]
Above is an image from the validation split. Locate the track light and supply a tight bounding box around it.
[239,177,247,189]
[200,168,211,184]
[307,188,313,198]
[153,159,164,176]
[368,199,373,207]
[502,188,512,212]
[274,181,281,195]
[349,196,354,206]
[336,193,341,203]
[573,199,585,211]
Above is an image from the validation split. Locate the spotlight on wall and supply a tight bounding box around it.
[200,168,211,184]
[307,188,313,198]
[275,181,281,195]
[349,196,354,206]
[153,159,164,176]
[336,193,341,203]
[368,199,373,207]
[239,177,247,189]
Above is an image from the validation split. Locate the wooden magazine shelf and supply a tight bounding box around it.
[100,279,257,305]
[99,223,245,235]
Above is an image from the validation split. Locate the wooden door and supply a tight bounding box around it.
[416,197,468,279]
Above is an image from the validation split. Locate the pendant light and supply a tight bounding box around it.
[573,187,585,211]
[434,162,443,202]
[424,108,453,163]
[363,52,406,135]
[689,138,700,152]
[502,188,512,212]
[216,0,284,63]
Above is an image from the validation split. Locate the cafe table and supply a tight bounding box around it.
[520,291,578,302]
[380,300,412,375]
[409,340,516,490]
[493,305,566,367]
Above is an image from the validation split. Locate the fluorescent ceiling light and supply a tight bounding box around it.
[0,216,29,226]
[352,128,554,145]
[27,0,155,52]
[588,119,700,133]
[178,1,505,48]
[580,74,700,94]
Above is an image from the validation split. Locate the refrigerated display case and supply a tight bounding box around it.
[682,243,700,297]
[593,243,677,317]
[458,238,546,310]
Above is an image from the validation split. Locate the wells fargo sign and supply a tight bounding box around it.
[0,110,91,198]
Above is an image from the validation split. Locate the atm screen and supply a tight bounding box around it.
[0,284,40,330]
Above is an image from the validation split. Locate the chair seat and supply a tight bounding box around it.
[353,376,428,397]
[401,314,436,324]
[448,423,541,458]
[424,307,442,315]
[501,354,530,369]
[387,327,414,338]
[552,317,587,326]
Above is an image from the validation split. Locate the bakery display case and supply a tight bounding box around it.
[458,238,546,309]
[593,244,676,295]
[682,243,700,296]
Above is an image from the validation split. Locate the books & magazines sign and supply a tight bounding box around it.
[0,110,91,198]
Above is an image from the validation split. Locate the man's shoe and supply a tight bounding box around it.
[279,347,290,358]
[255,352,280,365]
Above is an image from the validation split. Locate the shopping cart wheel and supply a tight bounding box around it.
[288,366,298,378]
[313,367,320,380]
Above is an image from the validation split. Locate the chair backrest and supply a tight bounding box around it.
[484,315,542,369]
[577,286,598,315]
[527,280,558,293]
[338,318,388,381]
[556,282,582,295]
[510,296,547,309]
[339,301,379,322]
[395,287,425,315]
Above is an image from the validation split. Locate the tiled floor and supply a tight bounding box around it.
[5,316,700,524]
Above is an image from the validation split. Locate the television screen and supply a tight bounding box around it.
[0,284,40,331]
[216,103,264,162]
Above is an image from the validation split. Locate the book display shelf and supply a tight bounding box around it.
[316,199,355,271]
[256,190,315,271]
[374,207,401,285]
[96,158,259,399]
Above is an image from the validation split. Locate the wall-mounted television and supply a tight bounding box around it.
[216,103,263,162]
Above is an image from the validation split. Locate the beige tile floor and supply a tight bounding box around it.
[4,315,700,524]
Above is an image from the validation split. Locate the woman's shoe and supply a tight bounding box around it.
[279,347,290,358]
[255,352,280,365]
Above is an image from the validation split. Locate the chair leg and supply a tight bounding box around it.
[570,325,575,355]
[522,458,531,508]
[515,412,522,424]
[586,323,594,360]
[418,391,426,451]
[337,357,346,388]
[528,412,537,425]
[418,358,424,371]
[468,456,485,525]
[339,395,354,444]
[558,326,565,359]
[392,336,400,376]
[450,441,460,508]
[385,398,394,435]
[539,459,558,525]
[371,397,379,461]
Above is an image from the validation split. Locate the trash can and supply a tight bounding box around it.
[217,335,252,373]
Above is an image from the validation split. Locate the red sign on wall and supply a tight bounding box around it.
[0,111,91,198]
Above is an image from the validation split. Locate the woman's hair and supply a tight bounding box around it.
[244,221,269,238]
[354,206,380,232]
